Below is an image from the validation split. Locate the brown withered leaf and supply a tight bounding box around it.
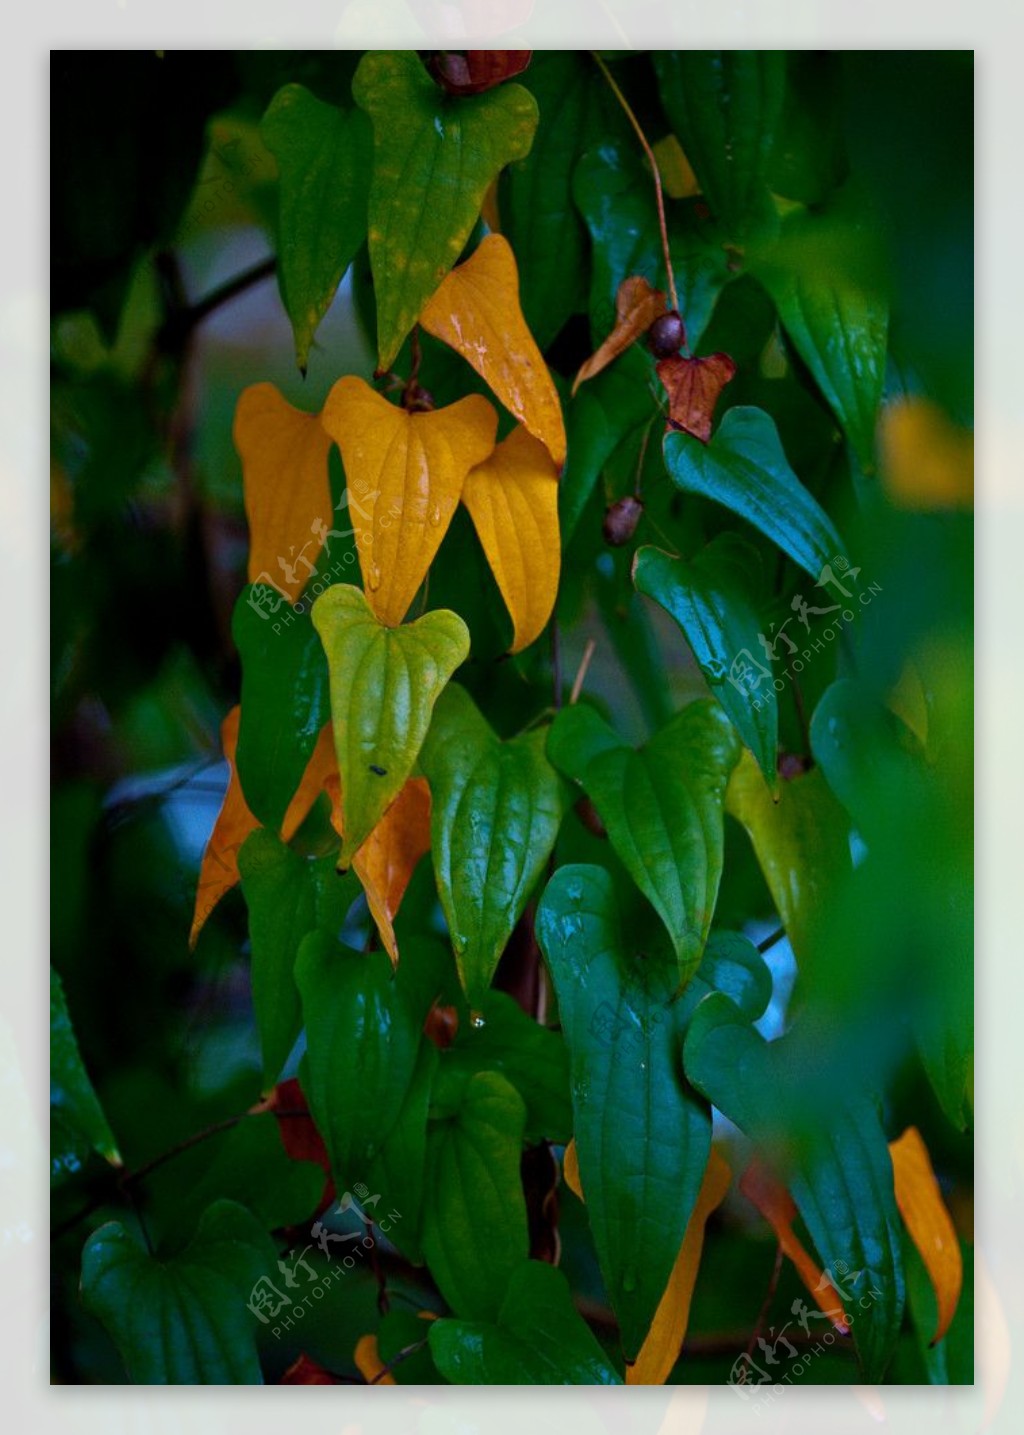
[431,51,532,96]
[657,352,737,443]
[572,275,666,395]
[279,1353,342,1384]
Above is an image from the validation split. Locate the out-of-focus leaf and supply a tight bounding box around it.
[311,583,469,867]
[80,1200,277,1384]
[420,234,566,469]
[536,864,712,1360]
[684,992,905,1381]
[906,1236,974,1384]
[653,51,786,238]
[656,351,737,442]
[50,967,120,1182]
[375,1308,443,1384]
[461,425,560,653]
[233,588,331,833]
[889,1126,962,1345]
[879,397,974,511]
[726,748,852,968]
[321,377,497,626]
[429,1260,621,1384]
[573,275,666,394]
[634,538,778,785]
[627,1148,732,1384]
[419,683,567,1006]
[663,407,842,581]
[421,1070,529,1320]
[295,932,422,1187]
[652,133,700,199]
[233,385,334,603]
[352,51,538,371]
[547,701,739,982]
[260,85,371,371]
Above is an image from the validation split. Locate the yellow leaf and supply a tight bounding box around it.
[189,714,334,949]
[739,1158,850,1333]
[419,233,567,470]
[878,396,973,511]
[234,384,334,602]
[321,377,497,626]
[354,1333,395,1385]
[326,771,432,965]
[652,134,701,199]
[562,1137,583,1201]
[627,1148,732,1385]
[461,425,560,653]
[889,1125,962,1344]
[573,274,666,395]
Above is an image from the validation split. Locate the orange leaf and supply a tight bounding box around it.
[628,1148,732,1384]
[889,1125,963,1344]
[573,275,666,395]
[657,352,737,443]
[354,1333,395,1385]
[419,233,566,470]
[739,1158,850,1334]
[562,1137,583,1201]
[461,425,560,653]
[321,377,497,626]
[189,714,334,949]
[234,384,335,603]
[324,770,431,965]
[878,396,974,510]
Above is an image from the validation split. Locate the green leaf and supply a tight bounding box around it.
[50,967,119,1183]
[691,929,773,1023]
[239,831,358,1088]
[634,537,778,784]
[377,1307,444,1383]
[535,864,712,1359]
[418,684,568,1006]
[653,51,786,238]
[754,208,888,468]
[366,1039,439,1265]
[546,700,739,984]
[311,583,469,867]
[260,85,371,373]
[561,349,653,546]
[574,138,730,347]
[80,1199,277,1384]
[352,50,538,371]
[421,1070,529,1320]
[232,585,330,832]
[683,993,905,1382]
[726,748,852,969]
[295,931,422,1188]
[663,407,842,581]
[429,1260,621,1384]
[444,990,573,1145]
[905,1234,974,1385]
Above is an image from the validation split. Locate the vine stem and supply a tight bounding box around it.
[592,53,679,314]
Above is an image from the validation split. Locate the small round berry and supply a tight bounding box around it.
[647,310,686,358]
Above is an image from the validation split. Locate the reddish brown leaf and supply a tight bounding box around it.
[573,275,667,395]
[279,1353,341,1384]
[431,51,532,96]
[265,1077,334,1213]
[657,352,737,443]
[424,1001,460,1050]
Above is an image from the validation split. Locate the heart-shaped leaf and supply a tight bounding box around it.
[51,967,120,1182]
[535,864,713,1360]
[420,234,566,469]
[321,377,497,627]
[663,406,842,581]
[656,351,737,442]
[429,1260,621,1384]
[421,1070,529,1320]
[260,85,371,372]
[81,1200,277,1384]
[352,50,538,371]
[633,538,778,785]
[461,425,560,653]
[311,583,469,867]
[295,931,422,1187]
[546,700,739,984]
[418,683,568,1006]
[365,1038,439,1265]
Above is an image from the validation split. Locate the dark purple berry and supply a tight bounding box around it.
[603,495,644,546]
[647,310,686,358]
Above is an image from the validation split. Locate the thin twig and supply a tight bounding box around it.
[592,53,679,314]
[368,1337,429,1384]
[569,639,597,705]
[757,926,787,955]
[744,1242,785,1366]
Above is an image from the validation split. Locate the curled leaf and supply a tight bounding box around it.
[321,376,497,627]
[234,384,334,603]
[354,1334,395,1385]
[657,352,737,443]
[562,1137,583,1201]
[572,274,666,395]
[889,1126,962,1345]
[461,425,560,653]
[419,233,566,469]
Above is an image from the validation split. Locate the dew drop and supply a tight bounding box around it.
[469,1011,486,1030]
